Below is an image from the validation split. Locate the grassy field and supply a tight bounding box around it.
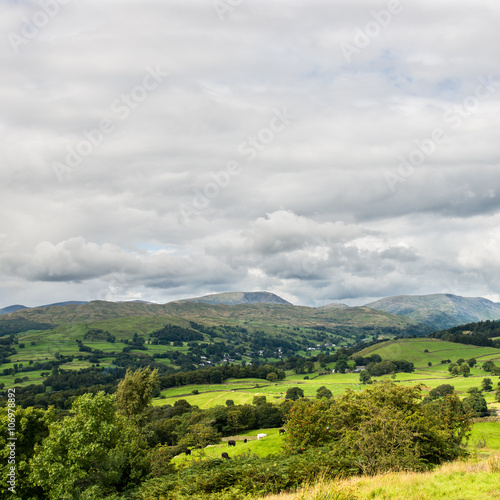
[172,427,284,465]
[357,338,500,368]
[260,453,500,500]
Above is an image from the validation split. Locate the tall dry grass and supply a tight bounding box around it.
[258,451,500,500]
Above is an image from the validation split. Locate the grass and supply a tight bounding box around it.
[259,452,500,500]
[469,422,500,454]
[172,427,284,465]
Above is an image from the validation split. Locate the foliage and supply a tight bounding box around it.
[284,382,472,472]
[133,445,358,499]
[0,405,52,499]
[359,370,371,384]
[428,384,455,399]
[115,366,159,418]
[285,387,304,401]
[316,386,333,399]
[462,389,489,417]
[29,391,151,499]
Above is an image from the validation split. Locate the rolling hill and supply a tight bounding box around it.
[175,291,292,306]
[0,304,28,315]
[364,293,500,331]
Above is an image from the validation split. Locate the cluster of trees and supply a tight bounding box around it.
[284,382,472,474]
[430,320,500,347]
[425,383,490,417]
[150,324,204,344]
[0,318,55,337]
[1,363,490,499]
[0,367,288,499]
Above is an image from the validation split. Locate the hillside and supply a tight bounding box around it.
[0,300,427,333]
[355,337,500,368]
[365,293,500,330]
[175,291,292,306]
[0,304,27,315]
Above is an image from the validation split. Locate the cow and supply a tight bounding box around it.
[257,433,267,440]
[279,428,286,435]
[185,449,191,455]
[228,440,236,446]
[244,438,247,443]
[221,452,230,459]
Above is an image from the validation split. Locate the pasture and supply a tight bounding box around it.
[172,427,284,465]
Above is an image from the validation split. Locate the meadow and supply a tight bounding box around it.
[259,454,500,500]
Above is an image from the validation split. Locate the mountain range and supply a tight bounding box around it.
[1,292,500,332]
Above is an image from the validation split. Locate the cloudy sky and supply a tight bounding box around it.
[2,0,500,308]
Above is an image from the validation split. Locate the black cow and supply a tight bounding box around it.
[228,440,236,446]
[185,449,191,455]
[243,438,247,443]
[221,452,230,459]
[279,428,286,435]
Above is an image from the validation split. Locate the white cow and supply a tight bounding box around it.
[257,433,267,440]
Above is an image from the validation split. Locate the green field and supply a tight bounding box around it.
[357,338,500,368]
[173,427,284,465]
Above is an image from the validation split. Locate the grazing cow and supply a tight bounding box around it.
[221,452,230,459]
[257,433,267,440]
[185,449,191,455]
[279,428,286,435]
[228,440,236,447]
[244,438,247,443]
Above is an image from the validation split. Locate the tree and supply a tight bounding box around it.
[482,360,495,372]
[463,389,488,417]
[252,395,267,406]
[284,382,471,470]
[334,359,349,373]
[266,372,278,382]
[29,392,150,499]
[316,386,333,399]
[429,384,455,399]
[227,404,256,432]
[459,364,470,377]
[359,370,372,385]
[178,423,220,450]
[467,358,477,368]
[115,366,159,418]
[285,387,304,401]
[482,378,493,392]
[0,406,51,499]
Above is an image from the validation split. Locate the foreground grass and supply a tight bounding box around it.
[260,452,500,500]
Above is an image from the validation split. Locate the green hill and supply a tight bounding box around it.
[176,291,292,305]
[355,338,500,368]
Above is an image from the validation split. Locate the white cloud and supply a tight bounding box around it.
[2,0,500,307]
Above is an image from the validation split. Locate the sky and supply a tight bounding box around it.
[2,0,500,308]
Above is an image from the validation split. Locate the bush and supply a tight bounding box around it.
[283,382,471,471]
[135,446,358,499]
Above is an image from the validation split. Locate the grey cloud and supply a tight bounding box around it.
[2,1,500,307]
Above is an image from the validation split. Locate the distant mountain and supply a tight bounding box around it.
[0,305,28,315]
[175,291,292,306]
[0,298,428,339]
[39,301,89,308]
[318,303,350,310]
[365,293,500,331]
